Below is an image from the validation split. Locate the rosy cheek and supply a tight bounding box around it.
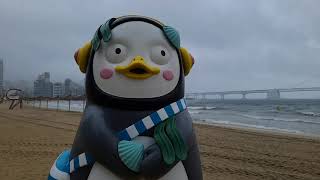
[100,68,113,79]
[162,70,174,81]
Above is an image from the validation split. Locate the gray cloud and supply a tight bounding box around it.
[0,0,319,94]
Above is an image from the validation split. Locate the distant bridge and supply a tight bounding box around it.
[186,87,320,100]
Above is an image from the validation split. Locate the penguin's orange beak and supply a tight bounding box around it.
[115,56,160,79]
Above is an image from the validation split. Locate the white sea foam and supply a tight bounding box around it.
[297,111,320,117]
[188,106,217,110]
[198,118,305,135]
[234,113,320,125]
[189,110,202,114]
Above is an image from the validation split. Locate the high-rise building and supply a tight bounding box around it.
[53,82,64,97]
[64,78,72,96]
[0,59,3,95]
[64,78,85,96]
[33,72,53,97]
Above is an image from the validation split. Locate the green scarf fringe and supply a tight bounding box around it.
[154,117,188,165]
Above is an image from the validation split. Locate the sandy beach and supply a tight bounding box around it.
[0,103,320,180]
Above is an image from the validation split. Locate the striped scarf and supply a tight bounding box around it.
[118,98,186,140]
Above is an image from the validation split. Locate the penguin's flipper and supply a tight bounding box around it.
[76,104,138,178]
[175,110,203,180]
[140,143,176,179]
[181,133,203,180]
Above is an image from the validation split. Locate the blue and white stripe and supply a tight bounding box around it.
[69,153,95,174]
[118,98,187,141]
[48,151,95,180]
[48,161,70,180]
[48,150,70,180]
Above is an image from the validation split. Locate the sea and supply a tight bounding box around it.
[187,99,320,137]
[31,99,320,137]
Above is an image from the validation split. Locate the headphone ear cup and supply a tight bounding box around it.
[74,42,92,73]
[179,47,194,76]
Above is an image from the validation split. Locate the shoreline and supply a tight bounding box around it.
[24,102,320,139]
[1,104,320,179]
[193,119,320,140]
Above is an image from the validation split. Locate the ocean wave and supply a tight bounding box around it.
[188,106,217,110]
[296,111,320,117]
[235,113,320,125]
[189,110,202,114]
[198,119,305,134]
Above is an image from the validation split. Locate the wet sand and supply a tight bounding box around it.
[0,103,320,179]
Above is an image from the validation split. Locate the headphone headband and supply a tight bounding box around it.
[92,15,180,51]
[110,15,165,29]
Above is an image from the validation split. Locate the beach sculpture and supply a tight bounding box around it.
[6,89,23,110]
[48,15,202,180]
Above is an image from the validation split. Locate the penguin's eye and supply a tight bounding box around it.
[115,48,121,54]
[105,44,128,64]
[150,46,170,65]
[161,50,166,56]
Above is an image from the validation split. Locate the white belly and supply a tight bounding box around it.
[87,136,188,180]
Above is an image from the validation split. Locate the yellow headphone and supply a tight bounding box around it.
[74,16,194,76]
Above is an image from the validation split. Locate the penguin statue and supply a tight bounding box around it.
[48,15,203,180]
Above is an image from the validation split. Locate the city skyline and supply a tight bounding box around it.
[0,66,85,97]
[33,72,84,98]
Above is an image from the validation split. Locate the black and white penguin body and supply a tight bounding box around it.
[70,105,201,180]
[48,15,202,180]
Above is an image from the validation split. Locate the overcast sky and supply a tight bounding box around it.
[0,0,319,94]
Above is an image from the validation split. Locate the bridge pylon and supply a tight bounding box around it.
[242,93,247,100]
[266,89,280,100]
[220,94,225,100]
